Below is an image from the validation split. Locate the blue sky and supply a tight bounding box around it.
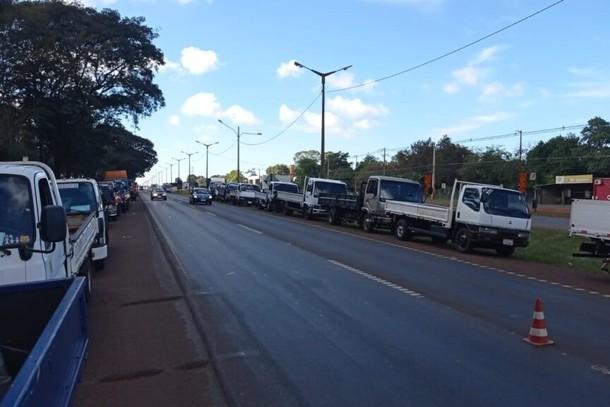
[83,0,610,182]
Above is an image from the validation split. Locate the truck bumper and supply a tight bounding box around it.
[92,244,108,261]
[473,229,529,248]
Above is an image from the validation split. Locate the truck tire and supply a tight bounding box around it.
[282,204,292,216]
[362,214,374,233]
[328,209,339,225]
[302,206,311,220]
[79,257,93,300]
[395,218,411,240]
[455,227,473,253]
[496,245,515,257]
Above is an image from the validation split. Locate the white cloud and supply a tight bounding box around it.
[435,112,514,136]
[192,124,220,144]
[158,58,182,73]
[168,114,181,126]
[277,60,302,78]
[563,83,610,99]
[279,96,387,138]
[180,47,218,75]
[453,66,481,86]
[181,92,260,125]
[326,72,377,93]
[567,67,595,77]
[472,46,503,65]
[443,83,459,94]
[327,96,388,119]
[479,81,524,100]
[177,0,194,4]
[481,81,504,97]
[79,0,118,7]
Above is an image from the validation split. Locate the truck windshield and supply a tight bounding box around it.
[275,183,298,193]
[0,175,35,248]
[380,180,423,203]
[315,181,347,196]
[240,184,260,191]
[482,188,530,219]
[58,182,97,215]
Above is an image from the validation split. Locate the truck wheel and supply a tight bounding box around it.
[496,246,515,257]
[328,209,339,225]
[362,214,374,233]
[79,258,93,300]
[455,227,473,253]
[302,206,311,220]
[395,218,411,241]
[282,204,290,216]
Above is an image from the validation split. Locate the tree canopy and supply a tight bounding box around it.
[0,0,164,178]
[266,163,290,176]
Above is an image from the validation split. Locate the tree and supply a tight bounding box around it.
[225,170,245,183]
[294,150,320,186]
[459,147,519,188]
[266,164,290,176]
[0,1,164,176]
[326,151,353,186]
[526,134,586,184]
[187,174,198,186]
[580,117,610,176]
[175,178,183,189]
[354,155,384,189]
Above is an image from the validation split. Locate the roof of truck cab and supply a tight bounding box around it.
[370,175,419,184]
[57,178,97,184]
[0,163,49,178]
[309,178,347,184]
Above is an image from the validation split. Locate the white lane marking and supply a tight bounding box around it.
[237,224,263,235]
[328,259,423,298]
[207,212,217,217]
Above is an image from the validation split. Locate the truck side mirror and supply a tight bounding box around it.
[40,205,67,243]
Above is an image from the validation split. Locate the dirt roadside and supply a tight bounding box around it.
[73,201,225,407]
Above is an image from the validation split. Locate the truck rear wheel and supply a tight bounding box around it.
[362,214,374,233]
[283,204,292,216]
[395,219,411,241]
[302,206,311,220]
[79,257,93,300]
[328,209,339,225]
[455,227,473,253]
[496,246,515,257]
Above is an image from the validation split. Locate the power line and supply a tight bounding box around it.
[240,91,322,146]
[328,0,565,93]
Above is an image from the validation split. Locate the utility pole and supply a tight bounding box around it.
[218,120,261,184]
[294,61,352,178]
[518,130,523,161]
[383,148,387,175]
[195,141,219,182]
[181,150,199,188]
[172,157,185,184]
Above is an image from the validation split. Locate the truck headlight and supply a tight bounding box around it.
[518,232,529,239]
[479,227,498,234]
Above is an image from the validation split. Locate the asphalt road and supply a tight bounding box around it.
[144,194,610,407]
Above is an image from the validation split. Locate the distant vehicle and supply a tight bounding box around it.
[98,182,119,220]
[385,179,531,256]
[189,187,212,205]
[129,181,139,201]
[104,170,128,181]
[319,176,422,231]
[274,177,348,219]
[57,179,109,270]
[256,181,299,211]
[0,161,97,294]
[570,199,610,269]
[115,185,130,212]
[235,183,260,206]
[151,188,167,200]
[219,183,238,203]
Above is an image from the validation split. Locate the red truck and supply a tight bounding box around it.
[593,178,610,201]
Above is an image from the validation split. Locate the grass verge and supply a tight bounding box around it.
[514,228,604,274]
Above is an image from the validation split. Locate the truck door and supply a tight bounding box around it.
[305,179,314,206]
[363,178,379,214]
[36,176,66,279]
[457,187,484,226]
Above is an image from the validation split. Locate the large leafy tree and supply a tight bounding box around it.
[580,117,610,175]
[526,134,586,184]
[459,147,520,188]
[266,163,290,176]
[294,150,320,186]
[0,0,163,176]
[326,151,353,186]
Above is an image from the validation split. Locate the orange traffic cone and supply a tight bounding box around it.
[523,298,554,346]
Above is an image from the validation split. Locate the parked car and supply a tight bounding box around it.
[115,185,130,212]
[151,188,167,200]
[189,187,213,205]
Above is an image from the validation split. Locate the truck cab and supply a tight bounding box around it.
[452,182,531,255]
[57,179,109,270]
[361,176,423,231]
[0,162,97,289]
[303,178,348,217]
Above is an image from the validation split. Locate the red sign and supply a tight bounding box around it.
[423,173,432,193]
[518,172,528,193]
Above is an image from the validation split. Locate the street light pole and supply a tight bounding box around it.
[196,141,219,182]
[294,61,352,178]
[172,157,185,184]
[181,150,199,187]
[168,163,174,183]
[218,119,262,183]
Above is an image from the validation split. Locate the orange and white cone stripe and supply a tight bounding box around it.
[523,298,555,346]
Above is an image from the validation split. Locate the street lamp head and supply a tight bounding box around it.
[342,65,353,71]
[217,119,224,124]
[294,61,303,68]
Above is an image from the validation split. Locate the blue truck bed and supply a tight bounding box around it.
[0,278,88,407]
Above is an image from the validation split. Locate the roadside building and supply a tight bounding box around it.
[534,174,593,204]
